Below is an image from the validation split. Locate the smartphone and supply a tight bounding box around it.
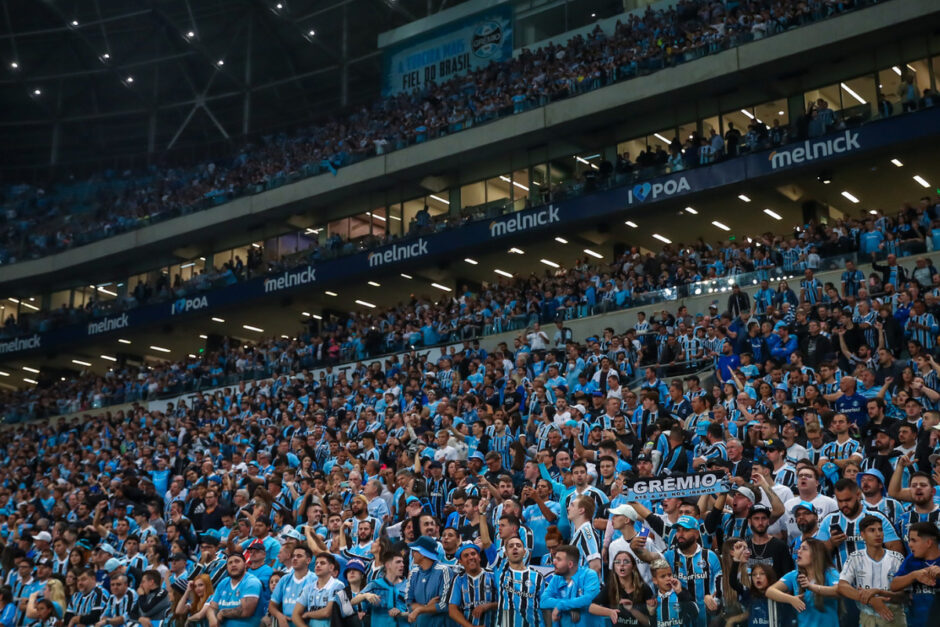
[638,526,651,540]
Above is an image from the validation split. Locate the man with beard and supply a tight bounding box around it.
[788,501,820,564]
[349,495,382,540]
[209,553,263,627]
[816,478,903,571]
[661,516,721,627]
[745,504,793,578]
[860,425,901,481]
[857,469,905,531]
[888,461,940,540]
[540,545,600,627]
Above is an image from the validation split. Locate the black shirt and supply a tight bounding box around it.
[746,537,793,580]
[594,582,654,627]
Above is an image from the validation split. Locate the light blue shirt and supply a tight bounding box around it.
[210,574,263,627]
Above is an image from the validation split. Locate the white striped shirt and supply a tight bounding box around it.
[838,549,904,617]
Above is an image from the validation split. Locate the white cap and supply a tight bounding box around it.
[608,504,639,521]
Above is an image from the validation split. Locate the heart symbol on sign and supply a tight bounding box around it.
[632,182,652,202]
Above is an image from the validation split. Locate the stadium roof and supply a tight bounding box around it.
[0,0,467,177]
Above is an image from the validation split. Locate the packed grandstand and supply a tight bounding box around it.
[4,0,940,627]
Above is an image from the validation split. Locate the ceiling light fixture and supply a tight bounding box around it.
[841,191,860,203]
[763,208,783,220]
[712,221,731,231]
[100,355,118,362]
[738,194,751,202]
[913,175,931,188]
[22,367,39,374]
[583,249,604,259]
[211,317,225,322]
[625,220,638,228]
[400,273,413,279]
[324,291,338,296]
[355,299,376,308]
[652,234,672,244]
[509,247,524,254]
[367,281,381,287]
[554,237,568,244]
[431,283,452,292]
[242,325,264,332]
[840,82,867,105]
[464,258,478,265]
[891,158,903,167]
[71,359,92,367]
[684,207,698,214]
[149,345,171,353]
[429,194,450,205]
[494,269,513,278]
[118,339,131,344]
[540,259,560,268]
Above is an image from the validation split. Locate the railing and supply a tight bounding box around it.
[5,240,932,423]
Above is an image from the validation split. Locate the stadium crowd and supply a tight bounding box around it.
[4,189,940,419]
[2,188,940,626]
[0,0,892,266]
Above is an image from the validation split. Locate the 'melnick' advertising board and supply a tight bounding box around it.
[4,108,939,357]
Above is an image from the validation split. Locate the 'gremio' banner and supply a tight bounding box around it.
[623,472,731,501]
[381,4,513,96]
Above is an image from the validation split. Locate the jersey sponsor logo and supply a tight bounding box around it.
[488,205,559,237]
[768,130,861,169]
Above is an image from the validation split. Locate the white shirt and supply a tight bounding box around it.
[527,331,549,350]
[780,494,838,540]
[608,535,660,586]
[839,549,904,616]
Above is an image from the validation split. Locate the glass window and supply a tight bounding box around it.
[402,197,425,230]
[485,176,511,214]
[461,182,486,211]
[509,169,531,211]
[839,75,876,122]
[531,164,549,205]
[426,193,450,216]
[615,137,647,165]
[50,289,71,311]
[387,203,403,236]
[755,99,788,126]
[0,300,17,324]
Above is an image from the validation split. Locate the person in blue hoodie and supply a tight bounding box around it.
[540,545,600,627]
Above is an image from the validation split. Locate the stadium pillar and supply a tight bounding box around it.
[448,187,460,216]
[243,19,253,136]
[49,122,60,166]
[787,94,805,128]
[340,4,349,107]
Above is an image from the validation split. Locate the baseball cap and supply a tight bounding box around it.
[676,515,699,530]
[104,558,126,573]
[455,543,481,560]
[790,501,816,515]
[761,439,787,452]
[608,504,639,521]
[636,453,652,463]
[33,531,52,543]
[748,504,771,518]
[731,486,756,502]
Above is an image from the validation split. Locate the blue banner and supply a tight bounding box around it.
[4,108,940,359]
[382,4,513,96]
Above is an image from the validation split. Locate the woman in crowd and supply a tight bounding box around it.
[766,538,839,626]
[588,550,653,626]
[174,574,214,626]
